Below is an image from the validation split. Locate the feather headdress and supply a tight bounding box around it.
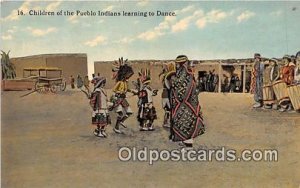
[138,68,151,84]
[112,57,128,73]
[159,62,176,81]
[112,57,134,81]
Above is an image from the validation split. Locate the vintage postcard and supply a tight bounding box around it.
[1,0,300,187]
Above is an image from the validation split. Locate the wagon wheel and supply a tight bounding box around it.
[60,79,66,91]
[50,83,58,93]
[44,85,50,93]
[35,81,43,93]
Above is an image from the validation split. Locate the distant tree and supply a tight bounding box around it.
[1,50,16,79]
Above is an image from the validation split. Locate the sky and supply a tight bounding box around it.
[1,0,300,76]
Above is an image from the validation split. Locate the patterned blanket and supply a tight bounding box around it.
[170,65,205,142]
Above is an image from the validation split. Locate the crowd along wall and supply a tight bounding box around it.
[94,59,254,90]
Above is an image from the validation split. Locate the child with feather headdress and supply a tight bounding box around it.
[159,62,176,128]
[110,57,134,134]
[136,68,158,131]
[90,77,111,138]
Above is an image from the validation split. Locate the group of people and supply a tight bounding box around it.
[85,52,299,148]
[88,55,205,148]
[197,70,219,92]
[251,52,300,112]
[70,74,90,92]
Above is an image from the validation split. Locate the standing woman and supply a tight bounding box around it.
[170,55,205,148]
[84,75,90,93]
[294,52,300,84]
[70,75,75,89]
[77,74,83,89]
[250,53,264,108]
[288,52,300,112]
[278,55,295,111]
[159,62,176,128]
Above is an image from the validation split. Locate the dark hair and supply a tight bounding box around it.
[254,53,261,58]
[296,51,300,58]
[116,64,134,81]
[176,55,188,59]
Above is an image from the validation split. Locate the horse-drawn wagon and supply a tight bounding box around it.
[23,67,66,93]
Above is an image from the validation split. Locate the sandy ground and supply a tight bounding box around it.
[1,88,300,188]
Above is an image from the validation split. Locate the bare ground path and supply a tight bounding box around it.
[1,90,300,188]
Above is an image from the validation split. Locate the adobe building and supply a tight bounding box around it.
[10,53,88,83]
[94,58,256,92]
